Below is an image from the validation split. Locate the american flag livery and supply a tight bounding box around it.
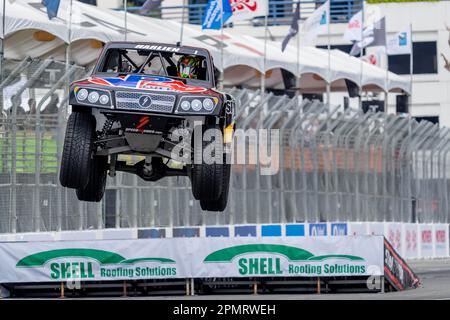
[79,75,207,93]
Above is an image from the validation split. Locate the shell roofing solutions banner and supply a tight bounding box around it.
[0,237,384,283]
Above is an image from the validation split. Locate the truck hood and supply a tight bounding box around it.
[74,75,218,95]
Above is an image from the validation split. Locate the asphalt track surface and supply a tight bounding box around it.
[7,259,450,300]
[138,259,450,300]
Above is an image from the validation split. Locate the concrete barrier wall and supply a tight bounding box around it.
[349,222,450,259]
[0,222,448,259]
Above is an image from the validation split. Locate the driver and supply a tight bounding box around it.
[177,55,202,79]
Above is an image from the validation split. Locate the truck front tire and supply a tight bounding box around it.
[59,111,96,189]
[76,155,108,202]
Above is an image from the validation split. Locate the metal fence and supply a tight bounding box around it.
[128,0,363,26]
[0,58,449,234]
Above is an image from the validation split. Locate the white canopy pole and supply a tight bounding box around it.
[0,0,5,113]
[385,17,389,113]
[359,0,365,109]
[220,0,224,89]
[179,0,186,45]
[296,5,300,103]
[326,3,331,108]
[261,12,268,96]
[65,0,73,69]
[124,0,127,41]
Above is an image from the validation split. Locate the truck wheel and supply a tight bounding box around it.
[76,156,108,202]
[200,163,231,212]
[59,112,96,189]
[191,125,224,201]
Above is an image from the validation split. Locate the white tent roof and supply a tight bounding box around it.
[0,0,410,93]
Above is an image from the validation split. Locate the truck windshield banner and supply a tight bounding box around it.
[0,237,384,283]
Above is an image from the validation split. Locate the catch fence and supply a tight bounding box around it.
[0,58,448,233]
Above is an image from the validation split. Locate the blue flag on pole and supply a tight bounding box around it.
[42,0,61,20]
[202,0,232,30]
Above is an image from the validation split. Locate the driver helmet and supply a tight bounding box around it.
[177,55,201,79]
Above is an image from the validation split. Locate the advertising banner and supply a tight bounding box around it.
[0,237,384,283]
[402,224,419,259]
[309,223,327,236]
[419,224,434,258]
[348,223,368,236]
[434,224,449,257]
[386,223,403,254]
[330,223,348,236]
[368,222,384,236]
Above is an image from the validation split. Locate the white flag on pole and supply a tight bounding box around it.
[301,0,330,46]
[343,10,362,42]
[387,26,412,55]
[349,17,386,56]
[228,0,269,22]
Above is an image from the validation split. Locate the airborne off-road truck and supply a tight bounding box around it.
[59,42,235,212]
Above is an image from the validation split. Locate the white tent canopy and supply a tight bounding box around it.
[0,0,410,93]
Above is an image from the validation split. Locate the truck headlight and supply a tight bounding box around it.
[203,98,214,111]
[180,100,191,111]
[88,91,99,103]
[191,99,202,111]
[99,94,110,105]
[73,87,112,108]
[176,96,219,114]
[77,89,88,101]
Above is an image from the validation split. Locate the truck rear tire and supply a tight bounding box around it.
[200,163,231,212]
[76,155,108,202]
[59,111,96,189]
[191,125,224,201]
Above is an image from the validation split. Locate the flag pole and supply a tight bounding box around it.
[409,23,413,114]
[261,8,268,98]
[124,0,128,41]
[326,1,331,108]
